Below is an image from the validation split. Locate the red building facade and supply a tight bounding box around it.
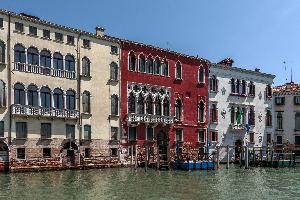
[120,40,209,162]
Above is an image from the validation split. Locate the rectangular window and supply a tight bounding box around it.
[85,148,91,158]
[111,148,118,157]
[111,45,118,54]
[16,122,27,139]
[128,146,136,156]
[29,25,37,36]
[295,96,300,105]
[41,123,51,139]
[175,129,183,142]
[198,129,205,143]
[295,136,300,145]
[250,132,254,143]
[43,29,50,39]
[128,127,136,141]
[211,131,217,142]
[83,39,90,48]
[0,121,3,137]
[146,127,154,141]
[15,22,24,32]
[111,127,118,140]
[275,97,285,105]
[17,148,25,159]
[84,125,91,140]
[67,35,74,45]
[267,133,271,144]
[296,113,300,130]
[276,135,283,145]
[0,18,3,28]
[43,148,51,158]
[66,124,75,139]
[55,32,63,42]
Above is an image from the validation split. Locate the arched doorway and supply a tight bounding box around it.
[62,141,78,166]
[0,141,9,171]
[156,131,169,161]
[235,139,242,162]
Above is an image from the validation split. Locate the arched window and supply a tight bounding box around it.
[242,80,246,95]
[266,85,272,98]
[163,98,170,116]
[65,55,75,72]
[249,107,255,126]
[27,84,38,106]
[154,57,161,75]
[14,83,25,105]
[175,99,182,120]
[249,81,255,96]
[137,93,144,114]
[236,79,240,94]
[211,104,217,122]
[175,62,182,80]
[40,50,51,68]
[111,94,118,116]
[146,95,153,114]
[266,110,272,127]
[110,62,118,81]
[277,112,283,130]
[53,88,64,109]
[27,47,39,65]
[82,91,91,113]
[231,106,235,124]
[139,54,146,72]
[82,57,90,76]
[210,75,218,92]
[128,51,136,71]
[199,66,205,83]
[14,44,26,63]
[53,52,63,70]
[231,78,235,93]
[146,56,153,74]
[40,86,51,108]
[128,92,135,114]
[66,90,75,110]
[155,96,161,115]
[0,80,6,107]
[161,60,168,76]
[0,41,5,63]
[295,113,300,130]
[198,101,205,122]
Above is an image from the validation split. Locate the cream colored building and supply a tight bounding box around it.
[0,9,120,168]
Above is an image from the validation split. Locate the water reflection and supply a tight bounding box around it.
[0,166,300,200]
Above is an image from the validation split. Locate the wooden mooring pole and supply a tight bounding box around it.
[134,145,138,170]
[226,145,230,169]
[245,146,249,169]
[216,146,220,169]
[131,145,134,168]
[156,147,160,170]
[145,142,148,172]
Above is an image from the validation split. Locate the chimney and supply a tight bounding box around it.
[254,68,260,72]
[95,26,105,37]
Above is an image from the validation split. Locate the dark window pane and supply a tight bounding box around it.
[0,121,4,137]
[16,122,27,139]
[41,123,51,139]
[84,125,91,140]
[29,26,37,36]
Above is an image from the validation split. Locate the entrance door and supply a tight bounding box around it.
[156,131,168,161]
[67,150,75,166]
[62,141,78,166]
[235,139,242,162]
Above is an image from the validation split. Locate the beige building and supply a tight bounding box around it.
[0,9,120,169]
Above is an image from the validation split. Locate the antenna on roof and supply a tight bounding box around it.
[283,61,287,83]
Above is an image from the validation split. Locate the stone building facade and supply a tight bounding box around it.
[209,58,275,162]
[273,82,300,154]
[0,9,121,171]
[119,40,209,164]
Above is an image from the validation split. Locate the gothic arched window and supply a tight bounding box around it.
[27,47,39,65]
[66,90,76,110]
[154,57,161,75]
[163,98,170,116]
[128,92,136,114]
[82,57,90,76]
[128,51,136,71]
[53,88,64,109]
[14,83,25,105]
[53,52,63,70]
[27,84,38,106]
[14,44,26,63]
[198,101,205,122]
[137,93,144,114]
[155,96,161,115]
[146,95,153,114]
[41,86,51,108]
[175,98,182,120]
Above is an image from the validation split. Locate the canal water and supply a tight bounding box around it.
[0,166,299,200]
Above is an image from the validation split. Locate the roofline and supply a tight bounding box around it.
[0,8,120,44]
[105,35,210,63]
[210,63,276,79]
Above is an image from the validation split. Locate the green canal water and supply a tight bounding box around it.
[0,166,299,200]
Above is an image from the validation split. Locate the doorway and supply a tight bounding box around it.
[156,131,169,161]
[235,139,242,162]
[62,141,78,166]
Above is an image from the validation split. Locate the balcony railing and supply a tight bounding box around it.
[14,62,76,79]
[127,113,174,124]
[230,123,246,130]
[12,104,79,119]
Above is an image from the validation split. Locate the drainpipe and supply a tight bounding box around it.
[76,33,82,149]
[206,65,210,160]
[7,14,11,145]
[118,43,122,161]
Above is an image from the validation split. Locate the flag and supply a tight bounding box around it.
[236,110,243,125]
[246,110,254,133]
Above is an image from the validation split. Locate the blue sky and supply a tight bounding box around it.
[1,0,299,85]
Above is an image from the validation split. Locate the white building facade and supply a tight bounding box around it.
[209,58,275,162]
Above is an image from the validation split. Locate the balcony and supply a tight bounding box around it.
[12,104,79,119]
[230,123,246,130]
[14,62,76,80]
[127,113,173,125]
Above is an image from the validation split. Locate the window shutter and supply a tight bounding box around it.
[216,108,218,122]
[0,81,3,107]
[253,111,256,126]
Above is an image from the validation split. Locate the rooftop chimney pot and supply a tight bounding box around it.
[95,26,105,37]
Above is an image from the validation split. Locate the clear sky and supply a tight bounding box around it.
[1,0,299,85]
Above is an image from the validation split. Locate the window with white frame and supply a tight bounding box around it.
[276,112,283,130]
[276,135,283,145]
[146,127,154,141]
[209,75,217,92]
[295,96,300,105]
[128,51,136,71]
[128,127,137,141]
[199,66,205,83]
[198,129,205,143]
[0,40,5,63]
[175,129,182,142]
[111,127,118,140]
[275,97,285,105]
[175,62,182,80]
